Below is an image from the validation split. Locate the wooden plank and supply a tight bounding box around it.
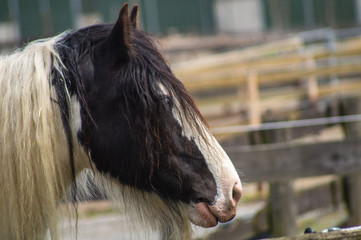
[175,35,361,77]
[270,229,361,240]
[176,55,306,83]
[183,62,361,91]
[339,97,361,227]
[227,139,361,183]
[173,37,303,74]
[258,62,361,84]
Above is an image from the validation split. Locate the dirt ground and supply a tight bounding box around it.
[60,197,264,240]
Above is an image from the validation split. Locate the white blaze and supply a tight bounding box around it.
[154,79,242,207]
[171,102,240,203]
[157,83,241,205]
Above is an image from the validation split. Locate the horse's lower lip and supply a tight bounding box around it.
[192,202,218,227]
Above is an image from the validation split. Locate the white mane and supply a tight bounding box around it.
[0,37,75,239]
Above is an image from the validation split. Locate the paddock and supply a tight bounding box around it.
[174,28,361,239]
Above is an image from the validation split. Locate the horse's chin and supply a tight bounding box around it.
[188,202,219,228]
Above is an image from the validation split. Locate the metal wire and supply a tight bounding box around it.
[211,114,361,135]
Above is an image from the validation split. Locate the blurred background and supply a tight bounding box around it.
[3,0,361,239]
[0,0,360,48]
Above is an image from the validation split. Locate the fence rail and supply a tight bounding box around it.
[270,228,361,240]
[228,139,361,183]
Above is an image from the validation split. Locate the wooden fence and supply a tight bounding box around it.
[172,30,361,239]
[272,228,361,240]
[174,33,361,126]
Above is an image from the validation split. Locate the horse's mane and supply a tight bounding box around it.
[0,37,74,239]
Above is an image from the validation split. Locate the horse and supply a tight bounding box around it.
[0,3,242,239]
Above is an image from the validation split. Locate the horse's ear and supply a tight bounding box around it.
[130,4,139,28]
[94,3,131,64]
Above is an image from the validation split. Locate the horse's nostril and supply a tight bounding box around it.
[232,190,237,199]
[232,182,242,203]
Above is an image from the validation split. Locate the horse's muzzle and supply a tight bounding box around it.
[189,180,242,228]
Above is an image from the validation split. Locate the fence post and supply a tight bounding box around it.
[340,97,361,226]
[247,71,263,146]
[261,112,298,237]
[269,181,298,237]
[247,71,260,126]
[305,53,318,106]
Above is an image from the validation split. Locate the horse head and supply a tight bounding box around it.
[58,3,242,234]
